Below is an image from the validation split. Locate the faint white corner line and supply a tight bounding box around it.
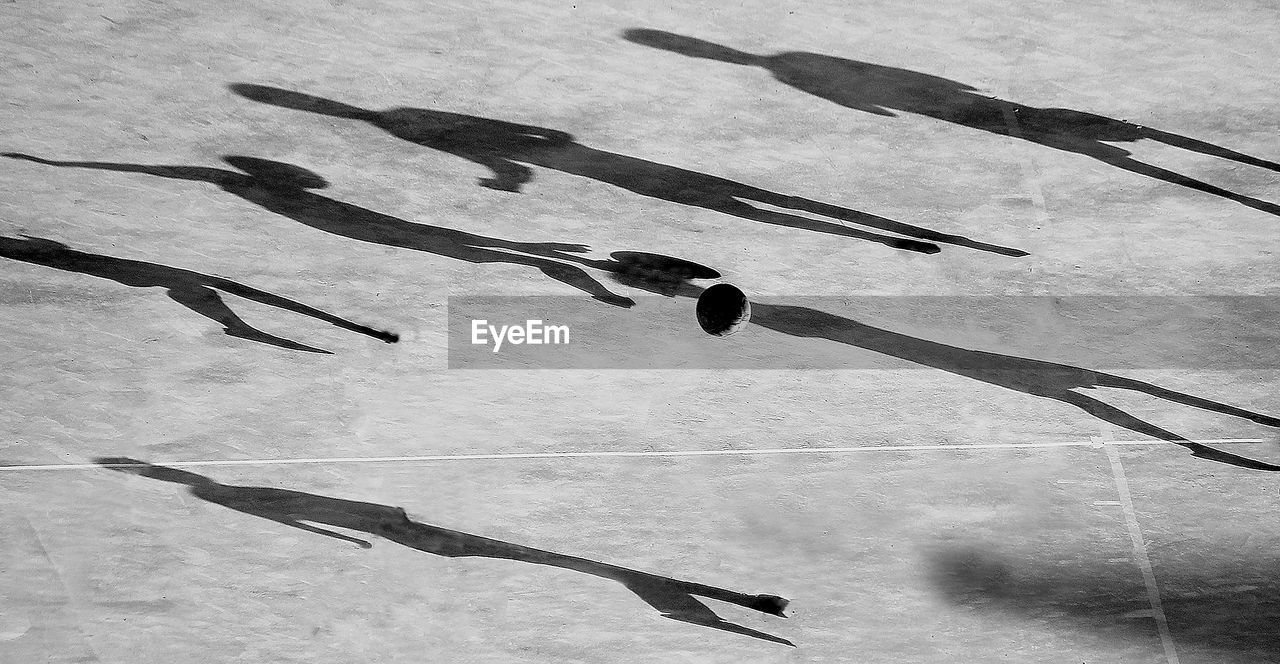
[83,320,135,343]
[0,438,1265,472]
[19,516,103,661]
[995,73,1051,228]
[1100,433,1180,664]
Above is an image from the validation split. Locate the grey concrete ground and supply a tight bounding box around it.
[2,0,1278,662]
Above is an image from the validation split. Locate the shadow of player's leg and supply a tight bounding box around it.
[1057,389,1280,471]
[166,285,332,353]
[713,198,942,254]
[1101,156,1280,216]
[1138,127,1280,172]
[483,253,636,308]
[1093,372,1280,427]
[209,277,397,342]
[735,189,1028,256]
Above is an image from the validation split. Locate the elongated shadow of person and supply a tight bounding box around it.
[623,29,1280,218]
[620,268,1280,471]
[0,235,397,353]
[749,303,1280,470]
[3,152,635,308]
[94,458,795,646]
[228,83,1029,257]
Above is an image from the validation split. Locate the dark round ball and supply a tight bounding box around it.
[696,283,751,337]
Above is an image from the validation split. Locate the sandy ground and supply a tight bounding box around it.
[2,0,1279,662]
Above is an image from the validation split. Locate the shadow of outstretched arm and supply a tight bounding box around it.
[95,457,377,545]
[4,152,238,185]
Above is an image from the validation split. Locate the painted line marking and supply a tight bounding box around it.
[995,74,1051,229]
[0,438,1265,472]
[1101,432,1180,664]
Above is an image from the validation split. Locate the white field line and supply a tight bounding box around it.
[0,438,1266,472]
[1102,433,1180,664]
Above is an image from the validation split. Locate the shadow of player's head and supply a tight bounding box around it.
[221,156,329,190]
[622,29,763,67]
[95,457,218,487]
[0,235,74,258]
[600,251,718,297]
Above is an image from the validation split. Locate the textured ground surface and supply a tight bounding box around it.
[2,1,1279,662]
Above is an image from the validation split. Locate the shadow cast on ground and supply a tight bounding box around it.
[624,29,1280,218]
[0,235,397,353]
[748,302,1280,470]
[4,152,636,308]
[623,269,1280,472]
[928,545,1280,660]
[229,83,1030,257]
[95,458,794,646]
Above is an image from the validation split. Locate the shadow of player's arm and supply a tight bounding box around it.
[3,153,236,185]
[96,459,376,545]
[372,112,573,192]
[466,153,536,192]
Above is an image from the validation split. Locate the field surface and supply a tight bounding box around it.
[2,1,1279,662]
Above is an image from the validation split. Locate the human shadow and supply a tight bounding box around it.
[95,458,794,646]
[623,29,1280,218]
[752,303,1280,470]
[0,235,397,353]
[228,83,1029,257]
[3,152,635,308]
[621,268,1280,471]
[928,546,1280,660]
